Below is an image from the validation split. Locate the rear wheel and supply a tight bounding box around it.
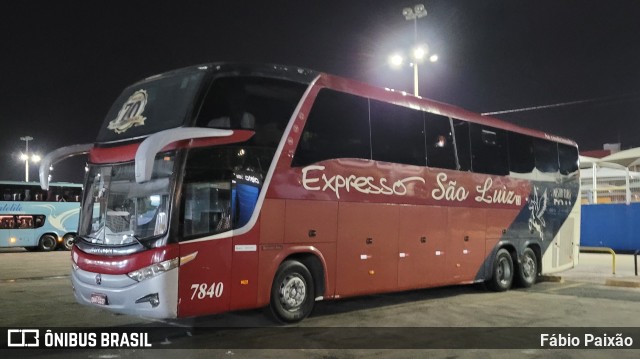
[516,248,538,288]
[38,234,57,252]
[269,260,315,324]
[486,248,514,292]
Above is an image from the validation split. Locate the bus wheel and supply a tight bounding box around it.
[269,260,315,324]
[516,248,538,288]
[63,234,76,251]
[487,248,513,292]
[38,234,58,252]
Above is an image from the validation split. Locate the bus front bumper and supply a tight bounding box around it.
[71,265,178,319]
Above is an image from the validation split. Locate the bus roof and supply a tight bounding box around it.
[138,62,319,87]
[118,62,578,148]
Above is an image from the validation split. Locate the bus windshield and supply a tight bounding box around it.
[97,68,206,143]
[79,154,175,246]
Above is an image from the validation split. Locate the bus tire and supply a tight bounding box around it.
[516,248,538,288]
[486,248,513,292]
[269,260,315,324]
[63,233,76,251]
[38,234,58,252]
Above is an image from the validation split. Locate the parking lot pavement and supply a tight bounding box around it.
[547,251,640,287]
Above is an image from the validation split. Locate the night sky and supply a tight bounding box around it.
[1,0,639,183]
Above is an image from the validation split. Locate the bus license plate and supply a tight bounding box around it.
[91,293,108,305]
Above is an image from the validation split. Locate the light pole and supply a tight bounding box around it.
[402,4,429,96]
[19,136,40,182]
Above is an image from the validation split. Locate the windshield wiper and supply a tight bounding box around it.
[81,234,103,243]
[125,234,151,249]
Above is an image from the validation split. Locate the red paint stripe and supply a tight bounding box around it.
[72,244,180,275]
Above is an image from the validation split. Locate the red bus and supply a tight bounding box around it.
[41,63,580,323]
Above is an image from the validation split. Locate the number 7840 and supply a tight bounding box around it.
[190,282,224,300]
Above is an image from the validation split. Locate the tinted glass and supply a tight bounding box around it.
[98,68,206,142]
[180,145,274,240]
[534,139,559,173]
[558,144,579,175]
[292,89,370,167]
[196,76,307,149]
[425,113,456,170]
[452,119,471,171]
[470,124,509,176]
[370,100,425,166]
[508,132,535,173]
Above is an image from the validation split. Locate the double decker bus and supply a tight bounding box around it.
[1,181,82,251]
[41,63,580,322]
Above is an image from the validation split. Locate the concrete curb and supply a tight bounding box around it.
[538,275,563,283]
[605,278,640,288]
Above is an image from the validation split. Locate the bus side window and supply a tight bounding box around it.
[425,112,457,170]
[292,89,370,167]
[0,216,14,229]
[33,215,45,229]
[558,144,579,175]
[18,216,33,229]
[469,124,509,176]
[452,119,471,171]
[508,132,535,174]
[534,139,559,173]
[370,99,426,166]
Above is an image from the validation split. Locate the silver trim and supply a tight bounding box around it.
[39,143,93,190]
[135,127,233,183]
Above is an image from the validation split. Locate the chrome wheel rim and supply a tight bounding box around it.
[497,257,512,285]
[279,274,306,311]
[522,255,536,280]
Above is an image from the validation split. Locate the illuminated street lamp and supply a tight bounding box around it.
[399,4,438,96]
[19,136,40,182]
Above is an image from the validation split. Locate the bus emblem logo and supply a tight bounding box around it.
[108,89,148,134]
[95,274,102,285]
[528,187,548,240]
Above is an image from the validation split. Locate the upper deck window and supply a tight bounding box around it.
[470,124,509,176]
[292,89,370,167]
[195,76,307,149]
[534,139,560,173]
[558,144,579,175]
[508,132,535,174]
[370,99,426,166]
[425,113,457,170]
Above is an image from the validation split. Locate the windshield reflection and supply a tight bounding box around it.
[80,155,174,246]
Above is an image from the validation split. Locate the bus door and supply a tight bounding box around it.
[177,181,232,318]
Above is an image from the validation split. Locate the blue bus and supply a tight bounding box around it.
[0,181,82,251]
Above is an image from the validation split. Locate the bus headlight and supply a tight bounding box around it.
[127,258,179,282]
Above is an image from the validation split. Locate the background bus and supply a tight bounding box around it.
[0,181,82,251]
[42,63,580,322]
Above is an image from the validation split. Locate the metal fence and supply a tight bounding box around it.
[580,165,640,204]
